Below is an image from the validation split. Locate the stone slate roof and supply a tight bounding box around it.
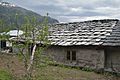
[48,19,120,46]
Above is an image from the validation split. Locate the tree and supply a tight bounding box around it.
[11,15,50,79]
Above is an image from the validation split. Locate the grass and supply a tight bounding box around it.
[33,62,119,80]
[0,54,119,80]
[0,69,13,80]
[34,65,100,80]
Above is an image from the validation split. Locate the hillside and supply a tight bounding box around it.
[0,2,59,32]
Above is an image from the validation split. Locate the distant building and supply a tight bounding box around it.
[0,30,23,52]
[45,19,120,73]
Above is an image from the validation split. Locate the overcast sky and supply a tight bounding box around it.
[3,0,120,22]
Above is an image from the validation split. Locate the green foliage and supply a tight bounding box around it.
[81,67,93,72]
[0,7,51,79]
[0,69,13,80]
[9,14,50,79]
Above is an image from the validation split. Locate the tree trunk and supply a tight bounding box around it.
[27,44,36,71]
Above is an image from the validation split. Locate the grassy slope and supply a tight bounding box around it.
[0,54,119,80]
[0,69,13,80]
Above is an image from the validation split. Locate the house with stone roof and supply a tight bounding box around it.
[0,19,120,73]
[45,19,120,73]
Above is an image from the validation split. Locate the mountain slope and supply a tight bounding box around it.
[0,2,59,32]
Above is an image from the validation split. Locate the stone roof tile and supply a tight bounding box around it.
[49,19,120,46]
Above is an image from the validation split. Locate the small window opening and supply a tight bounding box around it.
[66,50,76,61]
[67,51,70,60]
[72,51,76,60]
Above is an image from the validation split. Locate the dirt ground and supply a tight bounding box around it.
[0,54,25,78]
[0,54,119,80]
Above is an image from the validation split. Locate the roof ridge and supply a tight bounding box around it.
[51,19,119,25]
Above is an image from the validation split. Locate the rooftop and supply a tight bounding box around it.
[48,19,120,46]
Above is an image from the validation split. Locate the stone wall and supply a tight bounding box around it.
[105,47,120,72]
[45,45,105,69]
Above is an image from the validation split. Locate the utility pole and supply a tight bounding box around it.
[15,13,19,38]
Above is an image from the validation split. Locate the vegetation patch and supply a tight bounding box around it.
[0,69,13,80]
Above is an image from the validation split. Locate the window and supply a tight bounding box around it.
[66,50,76,61]
[67,51,70,60]
[1,40,6,49]
[72,51,76,60]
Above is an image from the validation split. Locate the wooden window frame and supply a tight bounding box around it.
[66,50,76,61]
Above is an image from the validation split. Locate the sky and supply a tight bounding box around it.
[3,0,120,22]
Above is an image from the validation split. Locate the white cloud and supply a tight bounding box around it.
[94,7,120,14]
[60,16,114,22]
[3,0,120,22]
[70,7,83,12]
